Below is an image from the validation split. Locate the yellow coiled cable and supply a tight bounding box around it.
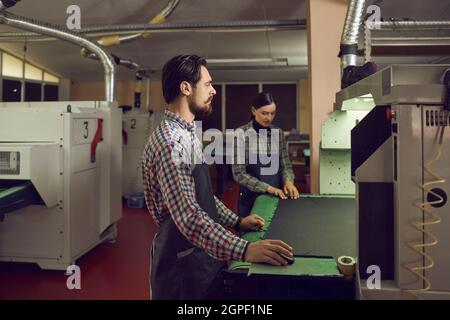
[404,110,447,299]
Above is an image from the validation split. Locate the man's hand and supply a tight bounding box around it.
[266,185,288,199]
[239,214,265,232]
[283,180,300,199]
[244,239,293,266]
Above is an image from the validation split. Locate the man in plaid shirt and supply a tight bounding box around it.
[143,55,293,300]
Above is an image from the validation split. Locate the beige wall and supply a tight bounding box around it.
[307,0,348,194]
[298,79,311,136]
[72,80,307,130]
[70,79,166,110]
[149,81,166,111]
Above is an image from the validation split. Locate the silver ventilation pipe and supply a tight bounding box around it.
[97,0,180,46]
[339,0,367,74]
[80,47,99,60]
[159,0,179,17]
[81,47,139,71]
[81,48,144,108]
[0,20,306,42]
[369,20,450,29]
[117,58,139,71]
[0,12,116,102]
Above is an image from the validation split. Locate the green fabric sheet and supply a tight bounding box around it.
[228,194,347,277]
[229,195,278,270]
[248,257,342,277]
[0,183,31,198]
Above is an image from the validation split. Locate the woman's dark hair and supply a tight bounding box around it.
[162,54,207,104]
[250,92,275,120]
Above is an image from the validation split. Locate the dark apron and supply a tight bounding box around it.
[150,163,226,300]
[238,134,283,217]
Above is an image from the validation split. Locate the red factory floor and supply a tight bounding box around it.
[0,181,240,300]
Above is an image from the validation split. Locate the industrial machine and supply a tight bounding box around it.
[122,109,163,196]
[0,4,122,270]
[0,101,122,270]
[319,105,372,195]
[335,64,450,299]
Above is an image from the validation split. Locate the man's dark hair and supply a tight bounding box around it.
[161,54,207,104]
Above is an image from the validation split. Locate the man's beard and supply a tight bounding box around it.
[188,97,213,117]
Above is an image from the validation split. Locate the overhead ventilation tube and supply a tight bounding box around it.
[0,20,306,42]
[81,48,142,108]
[0,10,116,102]
[97,0,180,46]
[339,0,367,73]
[339,0,378,88]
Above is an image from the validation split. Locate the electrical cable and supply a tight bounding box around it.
[403,110,448,299]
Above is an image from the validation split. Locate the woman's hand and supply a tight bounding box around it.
[266,185,288,199]
[239,214,265,232]
[283,180,300,199]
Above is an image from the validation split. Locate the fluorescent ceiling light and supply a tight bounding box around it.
[207,58,288,66]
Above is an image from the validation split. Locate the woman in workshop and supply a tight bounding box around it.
[232,92,300,217]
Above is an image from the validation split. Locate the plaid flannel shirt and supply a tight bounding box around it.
[231,121,295,193]
[142,109,248,261]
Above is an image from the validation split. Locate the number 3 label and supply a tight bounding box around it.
[83,121,89,139]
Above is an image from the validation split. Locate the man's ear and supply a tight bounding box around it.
[180,81,192,97]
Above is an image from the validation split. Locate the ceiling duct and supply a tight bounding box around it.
[0,20,306,42]
[97,0,180,46]
[339,0,367,74]
[0,10,116,101]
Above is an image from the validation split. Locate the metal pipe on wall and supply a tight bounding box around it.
[0,20,307,42]
[97,0,180,46]
[339,0,367,73]
[0,12,116,102]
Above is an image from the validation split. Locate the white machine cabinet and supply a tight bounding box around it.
[0,101,122,270]
[121,109,163,195]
